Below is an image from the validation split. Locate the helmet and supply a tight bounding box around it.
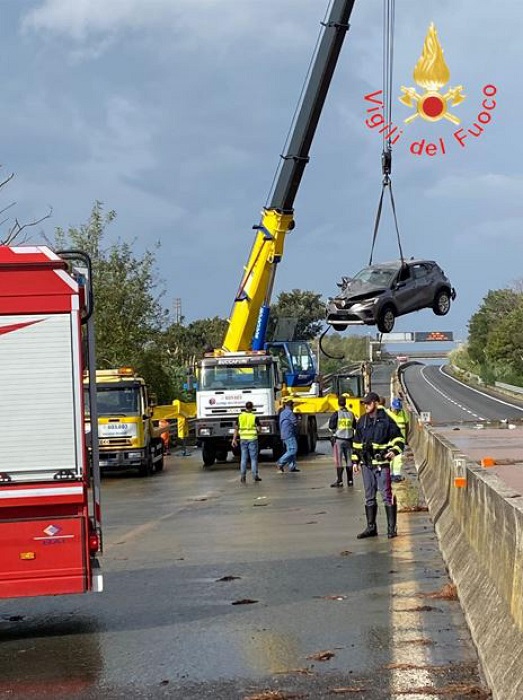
[391,398,402,410]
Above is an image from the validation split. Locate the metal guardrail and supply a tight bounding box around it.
[495,381,523,395]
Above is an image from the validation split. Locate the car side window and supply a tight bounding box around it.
[413,264,429,280]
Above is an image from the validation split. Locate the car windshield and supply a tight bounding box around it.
[352,266,398,287]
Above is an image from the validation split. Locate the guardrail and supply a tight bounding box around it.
[397,361,523,699]
[495,380,523,395]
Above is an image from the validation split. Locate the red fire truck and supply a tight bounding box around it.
[0,246,102,598]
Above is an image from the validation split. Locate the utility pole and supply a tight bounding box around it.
[174,298,182,324]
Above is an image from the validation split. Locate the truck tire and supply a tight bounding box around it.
[309,417,317,453]
[202,442,216,468]
[155,452,164,472]
[272,441,284,462]
[231,443,241,458]
[216,449,228,462]
[298,434,310,455]
[138,450,154,477]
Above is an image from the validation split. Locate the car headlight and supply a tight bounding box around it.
[199,428,212,436]
[352,299,379,311]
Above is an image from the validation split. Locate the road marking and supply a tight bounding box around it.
[438,366,523,412]
[420,366,485,420]
[390,514,438,698]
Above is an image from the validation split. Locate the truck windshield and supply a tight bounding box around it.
[84,385,141,416]
[199,364,273,391]
[336,375,363,397]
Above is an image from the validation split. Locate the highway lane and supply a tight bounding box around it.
[0,443,488,700]
[402,363,523,424]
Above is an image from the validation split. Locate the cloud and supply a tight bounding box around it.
[22,0,319,53]
[426,173,523,201]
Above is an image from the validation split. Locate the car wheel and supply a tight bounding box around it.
[377,305,395,334]
[433,289,451,316]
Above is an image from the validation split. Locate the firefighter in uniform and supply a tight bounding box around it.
[387,397,409,482]
[328,396,356,487]
[232,401,261,483]
[352,392,404,539]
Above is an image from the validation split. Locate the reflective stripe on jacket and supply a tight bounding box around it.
[352,408,404,466]
[238,411,258,440]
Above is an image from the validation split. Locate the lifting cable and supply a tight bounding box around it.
[368,0,405,266]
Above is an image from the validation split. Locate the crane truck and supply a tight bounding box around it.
[195,0,359,467]
[0,247,103,599]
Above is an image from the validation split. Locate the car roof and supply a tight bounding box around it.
[368,259,436,270]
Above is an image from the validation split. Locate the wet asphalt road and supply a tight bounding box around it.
[0,444,490,699]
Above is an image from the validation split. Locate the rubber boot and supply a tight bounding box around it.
[345,465,354,486]
[385,499,397,538]
[357,504,378,539]
[331,468,344,487]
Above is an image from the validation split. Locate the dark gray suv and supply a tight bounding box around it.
[326,259,456,334]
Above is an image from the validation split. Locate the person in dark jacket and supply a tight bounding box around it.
[328,396,356,487]
[352,392,404,539]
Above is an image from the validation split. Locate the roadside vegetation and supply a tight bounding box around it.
[451,288,523,387]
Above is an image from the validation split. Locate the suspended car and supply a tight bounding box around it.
[326,259,456,334]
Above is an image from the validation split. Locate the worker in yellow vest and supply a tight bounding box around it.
[387,397,409,482]
[328,396,356,487]
[232,401,262,484]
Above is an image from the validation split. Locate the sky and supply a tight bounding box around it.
[2,1,519,345]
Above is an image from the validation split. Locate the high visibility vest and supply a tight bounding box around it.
[387,409,408,440]
[336,409,354,440]
[238,411,258,440]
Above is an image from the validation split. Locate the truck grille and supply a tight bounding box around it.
[99,438,133,447]
[207,407,244,416]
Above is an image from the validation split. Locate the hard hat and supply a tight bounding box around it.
[391,398,402,410]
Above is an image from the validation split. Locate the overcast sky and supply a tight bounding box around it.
[2,1,518,342]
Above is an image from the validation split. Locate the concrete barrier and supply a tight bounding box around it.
[408,417,523,700]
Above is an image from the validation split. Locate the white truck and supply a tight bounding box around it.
[195,351,317,466]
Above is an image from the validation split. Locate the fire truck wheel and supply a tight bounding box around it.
[156,453,164,472]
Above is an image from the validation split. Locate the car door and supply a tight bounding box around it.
[391,264,418,315]
[411,262,435,310]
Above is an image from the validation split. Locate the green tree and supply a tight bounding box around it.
[485,298,523,381]
[268,289,324,341]
[165,316,228,366]
[319,334,369,375]
[53,201,172,400]
[468,289,520,365]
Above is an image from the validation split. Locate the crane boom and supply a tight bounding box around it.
[223,0,356,353]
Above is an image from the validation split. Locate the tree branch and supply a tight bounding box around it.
[3,207,53,245]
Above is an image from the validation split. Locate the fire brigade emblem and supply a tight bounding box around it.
[399,23,465,125]
[44,524,61,537]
